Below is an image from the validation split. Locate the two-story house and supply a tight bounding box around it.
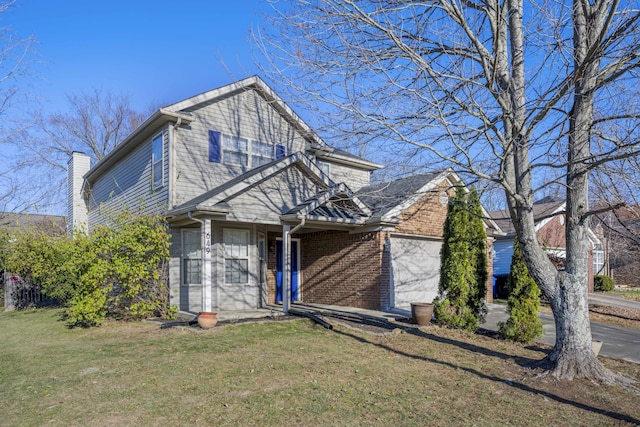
[68,76,495,315]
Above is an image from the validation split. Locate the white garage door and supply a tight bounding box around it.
[390,236,441,308]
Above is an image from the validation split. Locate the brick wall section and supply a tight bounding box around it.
[300,230,386,309]
[266,233,280,305]
[266,230,387,309]
[537,216,566,249]
[394,182,453,237]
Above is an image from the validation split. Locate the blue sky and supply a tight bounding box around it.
[7,0,266,113]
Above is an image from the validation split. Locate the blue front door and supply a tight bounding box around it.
[276,240,299,302]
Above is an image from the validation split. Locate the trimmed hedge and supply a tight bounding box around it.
[594,275,614,292]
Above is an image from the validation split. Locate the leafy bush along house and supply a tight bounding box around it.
[67,76,496,314]
[489,197,604,298]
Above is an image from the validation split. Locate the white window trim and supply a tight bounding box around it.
[182,229,202,286]
[224,228,251,284]
[152,133,164,189]
[220,132,278,168]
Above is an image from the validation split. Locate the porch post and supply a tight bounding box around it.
[282,224,291,314]
[202,218,212,312]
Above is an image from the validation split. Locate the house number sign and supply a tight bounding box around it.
[205,232,211,254]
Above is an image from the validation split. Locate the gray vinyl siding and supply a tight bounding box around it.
[172,88,310,207]
[324,162,371,191]
[493,238,514,277]
[225,167,323,224]
[170,223,261,312]
[168,228,183,311]
[87,129,170,228]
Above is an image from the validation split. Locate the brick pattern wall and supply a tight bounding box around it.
[266,233,280,305]
[266,230,387,309]
[537,216,567,249]
[394,182,454,237]
[300,230,386,309]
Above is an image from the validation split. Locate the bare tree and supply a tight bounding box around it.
[256,0,640,382]
[24,89,148,168]
[15,89,149,211]
[0,0,40,213]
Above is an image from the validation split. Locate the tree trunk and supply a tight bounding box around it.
[533,273,611,379]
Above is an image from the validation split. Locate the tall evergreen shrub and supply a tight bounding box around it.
[498,237,543,343]
[434,185,488,330]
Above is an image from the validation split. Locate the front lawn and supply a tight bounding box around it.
[1,309,638,426]
[610,289,640,302]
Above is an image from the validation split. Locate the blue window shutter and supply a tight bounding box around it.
[209,130,221,163]
[276,144,286,159]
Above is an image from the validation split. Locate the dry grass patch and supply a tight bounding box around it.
[1,309,638,426]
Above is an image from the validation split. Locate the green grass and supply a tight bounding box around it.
[1,309,639,426]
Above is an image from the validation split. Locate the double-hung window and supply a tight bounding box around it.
[224,228,249,284]
[152,134,164,188]
[182,230,202,285]
[252,140,274,167]
[593,243,604,275]
[209,130,286,167]
[222,134,249,166]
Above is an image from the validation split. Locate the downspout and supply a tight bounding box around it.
[283,216,305,315]
[290,216,306,235]
[170,117,182,209]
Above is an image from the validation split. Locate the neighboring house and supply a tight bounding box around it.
[0,212,66,235]
[592,207,640,288]
[489,197,603,298]
[67,76,496,314]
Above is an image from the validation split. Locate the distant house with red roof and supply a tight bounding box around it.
[489,197,604,298]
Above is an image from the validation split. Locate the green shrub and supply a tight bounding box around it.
[434,186,487,331]
[594,275,614,292]
[498,238,543,343]
[6,213,175,327]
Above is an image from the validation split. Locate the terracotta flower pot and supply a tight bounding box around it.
[411,302,434,326]
[197,311,218,329]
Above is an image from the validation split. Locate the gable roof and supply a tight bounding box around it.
[358,170,501,232]
[167,152,333,219]
[165,75,326,149]
[84,109,194,184]
[284,183,372,224]
[358,171,446,220]
[489,197,566,236]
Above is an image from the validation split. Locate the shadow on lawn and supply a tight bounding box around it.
[331,325,640,426]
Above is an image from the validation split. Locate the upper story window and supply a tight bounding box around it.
[317,160,331,175]
[152,134,164,188]
[209,130,286,168]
